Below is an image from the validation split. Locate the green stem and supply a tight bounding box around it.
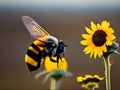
[88,87,95,90]
[103,56,111,90]
[50,78,60,90]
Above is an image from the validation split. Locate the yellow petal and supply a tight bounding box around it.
[81,40,89,45]
[97,24,103,30]
[106,40,112,46]
[107,35,116,41]
[98,47,103,57]
[102,45,107,52]
[101,21,110,28]
[85,74,92,78]
[97,24,101,29]
[91,21,97,31]
[90,51,94,58]
[85,49,91,54]
[107,28,114,34]
[94,75,104,80]
[94,75,99,78]
[83,46,91,53]
[85,27,93,34]
[82,34,91,39]
[85,44,94,54]
[77,76,83,82]
[93,47,100,59]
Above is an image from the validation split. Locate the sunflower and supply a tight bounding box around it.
[80,21,116,58]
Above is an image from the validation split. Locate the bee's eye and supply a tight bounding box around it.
[46,43,57,49]
[52,43,56,47]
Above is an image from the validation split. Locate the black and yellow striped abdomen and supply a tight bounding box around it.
[25,40,45,72]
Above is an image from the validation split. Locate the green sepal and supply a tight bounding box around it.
[103,41,119,57]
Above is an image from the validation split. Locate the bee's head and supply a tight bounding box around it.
[43,36,58,55]
[55,40,67,56]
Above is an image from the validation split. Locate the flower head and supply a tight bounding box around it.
[35,56,72,81]
[44,56,68,72]
[81,21,116,58]
[77,74,104,89]
[35,56,72,90]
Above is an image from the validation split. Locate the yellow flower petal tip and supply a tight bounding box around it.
[77,76,83,82]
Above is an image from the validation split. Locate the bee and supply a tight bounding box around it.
[22,16,67,72]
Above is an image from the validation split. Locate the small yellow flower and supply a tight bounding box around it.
[44,56,68,72]
[80,21,116,58]
[77,74,104,89]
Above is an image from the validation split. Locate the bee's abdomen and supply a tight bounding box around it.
[25,40,45,72]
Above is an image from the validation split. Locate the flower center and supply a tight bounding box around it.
[92,30,107,46]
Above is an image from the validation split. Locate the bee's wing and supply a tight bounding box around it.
[22,16,50,39]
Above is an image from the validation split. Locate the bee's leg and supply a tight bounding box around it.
[59,56,63,62]
[55,56,64,68]
[57,62,59,68]
[50,57,59,68]
[56,57,59,68]
[50,57,57,63]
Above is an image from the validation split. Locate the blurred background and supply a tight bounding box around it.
[0,0,120,89]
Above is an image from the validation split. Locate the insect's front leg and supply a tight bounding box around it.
[50,57,57,63]
[56,55,64,68]
[49,56,60,68]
